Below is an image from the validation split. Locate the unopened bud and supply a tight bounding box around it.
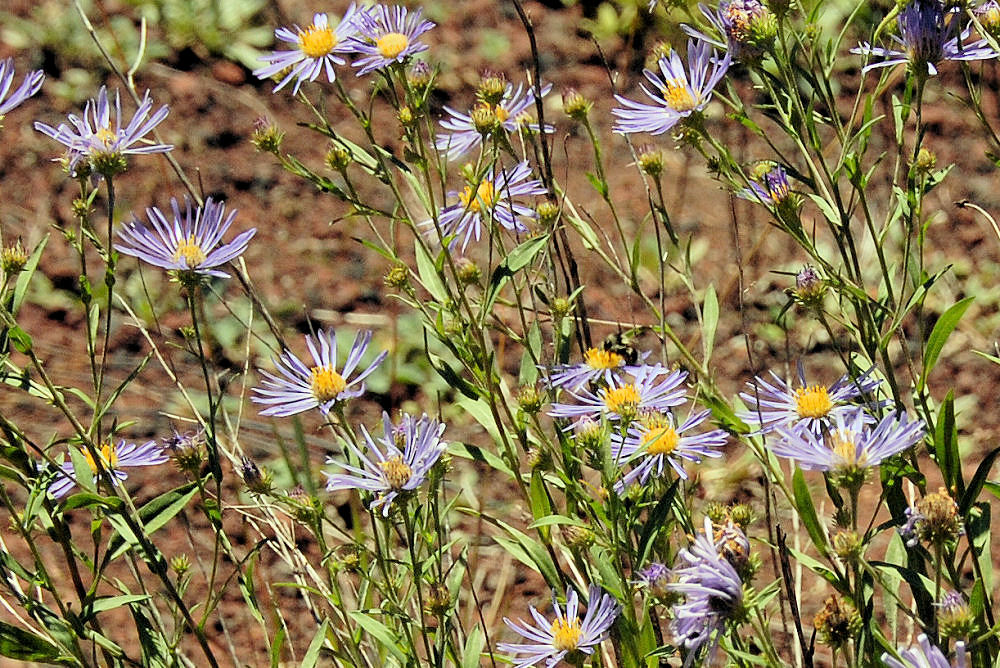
[1,242,29,276]
[638,145,665,178]
[384,264,409,289]
[326,146,352,172]
[454,257,481,286]
[251,117,284,154]
[517,385,544,415]
[478,72,507,106]
[470,104,498,135]
[562,89,592,121]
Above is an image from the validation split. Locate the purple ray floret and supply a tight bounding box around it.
[882,634,967,668]
[0,58,44,117]
[49,439,169,499]
[350,5,435,76]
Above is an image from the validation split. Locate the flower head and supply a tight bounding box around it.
[324,412,446,515]
[436,81,553,160]
[350,5,434,76]
[852,0,999,76]
[638,563,673,598]
[34,86,171,177]
[545,347,650,391]
[683,0,776,60]
[899,487,963,548]
[252,329,387,417]
[0,58,44,119]
[115,197,255,282]
[421,161,546,251]
[882,634,967,668]
[612,410,727,492]
[49,439,169,498]
[254,6,369,94]
[499,585,619,667]
[738,363,881,436]
[739,163,792,206]
[613,39,731,136]
[548,365,688,425]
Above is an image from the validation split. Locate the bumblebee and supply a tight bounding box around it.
[601,327,645,365]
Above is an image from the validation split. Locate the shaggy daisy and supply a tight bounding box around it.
[115,197,256,281]
[350,5,435,76]
[252,329,387,417]
[34,86,171,176]
[613,39,731,136]
[325,412,446,515]
[254,6,369,94]
[435,81,553,160]
[548,365,688,424]
[0,58,44,118]
[852,0,998,76]
[49,440,169,499]
[738,364,880,436]
[422,161,546,252]
[545,346,649,391]
[882,634,967,668]
[499,585,619,668]
[612,410,727,492]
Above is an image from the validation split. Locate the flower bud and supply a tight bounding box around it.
[517,385,544,415]
[1,242,29,276]
[470,104,498,135]
[913,146,936,174]
[562,88,592,121]
[550,297,574,323]
[454,257,481,286]
[536,201,559,226]
[384,264,409,289]
[794,265,826,307]
[170,554,191,576]
[407,61,433,93]
[251,117,284,155]
[937,591,977,640]
[832,529,864,563]
[425,583,452,616]
[562,525,595,551]
[397,106,415,126]
[326,145,352,172]
[637,145,665,178]
[477,71,507,106]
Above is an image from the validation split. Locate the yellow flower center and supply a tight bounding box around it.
[985,7,1000,27]
[494,104,510,123]
[550,617,582,651]
[459,180,497,214]
[95,125,118,148]
[377,32,409,59]
[172,235,207,268]
[584,347,625,370]
[830,429,866,468]
[663,79,698,112]
[310,365,347,402]
[795,385,833,419]
[299,23,337,59]
[84,442,118,473]
[379,455,413,490]
[604,384,641,416]
[642,425,679,456]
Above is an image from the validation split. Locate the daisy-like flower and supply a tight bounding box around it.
[772,410,924,478]
[637,563,672,598]
[613,39,731,136]
[324,412,446,515]
[499,585,619,668]
[738,363,881,436]
[421,161,546,252]
[682,0,775,60]
[548,365,689,425]
[115,197,256,282]
[612,410,727,492]
[738,164,792,206]
[34,86,171,177]
[852,0,999,76]
[668,517,745,668]
[0,58,44,119]
[350,5,435,77]
[253,6,369,94]
[49,439,169,499]
[882,634,967,668]
[545,347,649,391]
[435,81,553,161]
[252,329,387,417]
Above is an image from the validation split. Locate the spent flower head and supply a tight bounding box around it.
[49,439,169,498]
[899,487,963,548]
[814,595,861,649]
[350,5,435,76]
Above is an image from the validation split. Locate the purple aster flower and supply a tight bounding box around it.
[852,0,999,76]
[613,39,731,136]
[49,439,169,499]
[667,517,745,667]
[421,160,546,252]
[499,585,619,668]
[435,81,554,161]
[682,0,773,60]
[882,634,967,668]
[252,329,387,417]
[0,58,44,118]
[772,410,925,475]
[254,6,369,94]
[737,164,792,206]
[324,412,446,516]
[544,346,650,391]
[637,563,672,597]
[612,410,727,492]
[738,363,881,436]
[350,5,435,77]
[115,197,255,280]
[34,86,171,176]
[548,365,689,424]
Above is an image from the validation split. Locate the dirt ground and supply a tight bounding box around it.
[2,0,1000,665]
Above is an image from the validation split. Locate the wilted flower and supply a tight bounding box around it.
[852,0,998,76]
[549,365,688,424]
[422,161,546,252]
[899,487,963,548]
[612,410,727,492]
[324,412,446,516]
[814,595,861,648]
[436,81,553,160]
[164,429,204,475]
[253,329,387,417]
[115,197,256,282]
[34,86,171,177]
[239,456,273,494]
[738,363,881,436]
[613,39,731,136]
[49,439,169,498]
[499,585,619,667]
[0,58,44,119]
[683,0,776,60]
[882,634,967,668]
[793,265,826,306]
[350,5,435,76]
[254,7,368,94]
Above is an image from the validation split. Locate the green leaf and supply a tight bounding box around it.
[637,479,679,567]
[108,483,198,560]
[447,441,513,477]
[793,468,827,556]
[528,471,553,541]
[702,283,719,362]
[461,626,485,668]
[300,618,329,668]
[933,392,961,496]
[920,297,974,391]
[960,445,1000,514]
[527,514,588,529]
[12,233,48,316]
[87,594,150,615]
[347,611,406,664]
[0,620,73,664]
[7,326,31,354]
[414,239,447,302]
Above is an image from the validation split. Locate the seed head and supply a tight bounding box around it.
[814,595,861,648]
